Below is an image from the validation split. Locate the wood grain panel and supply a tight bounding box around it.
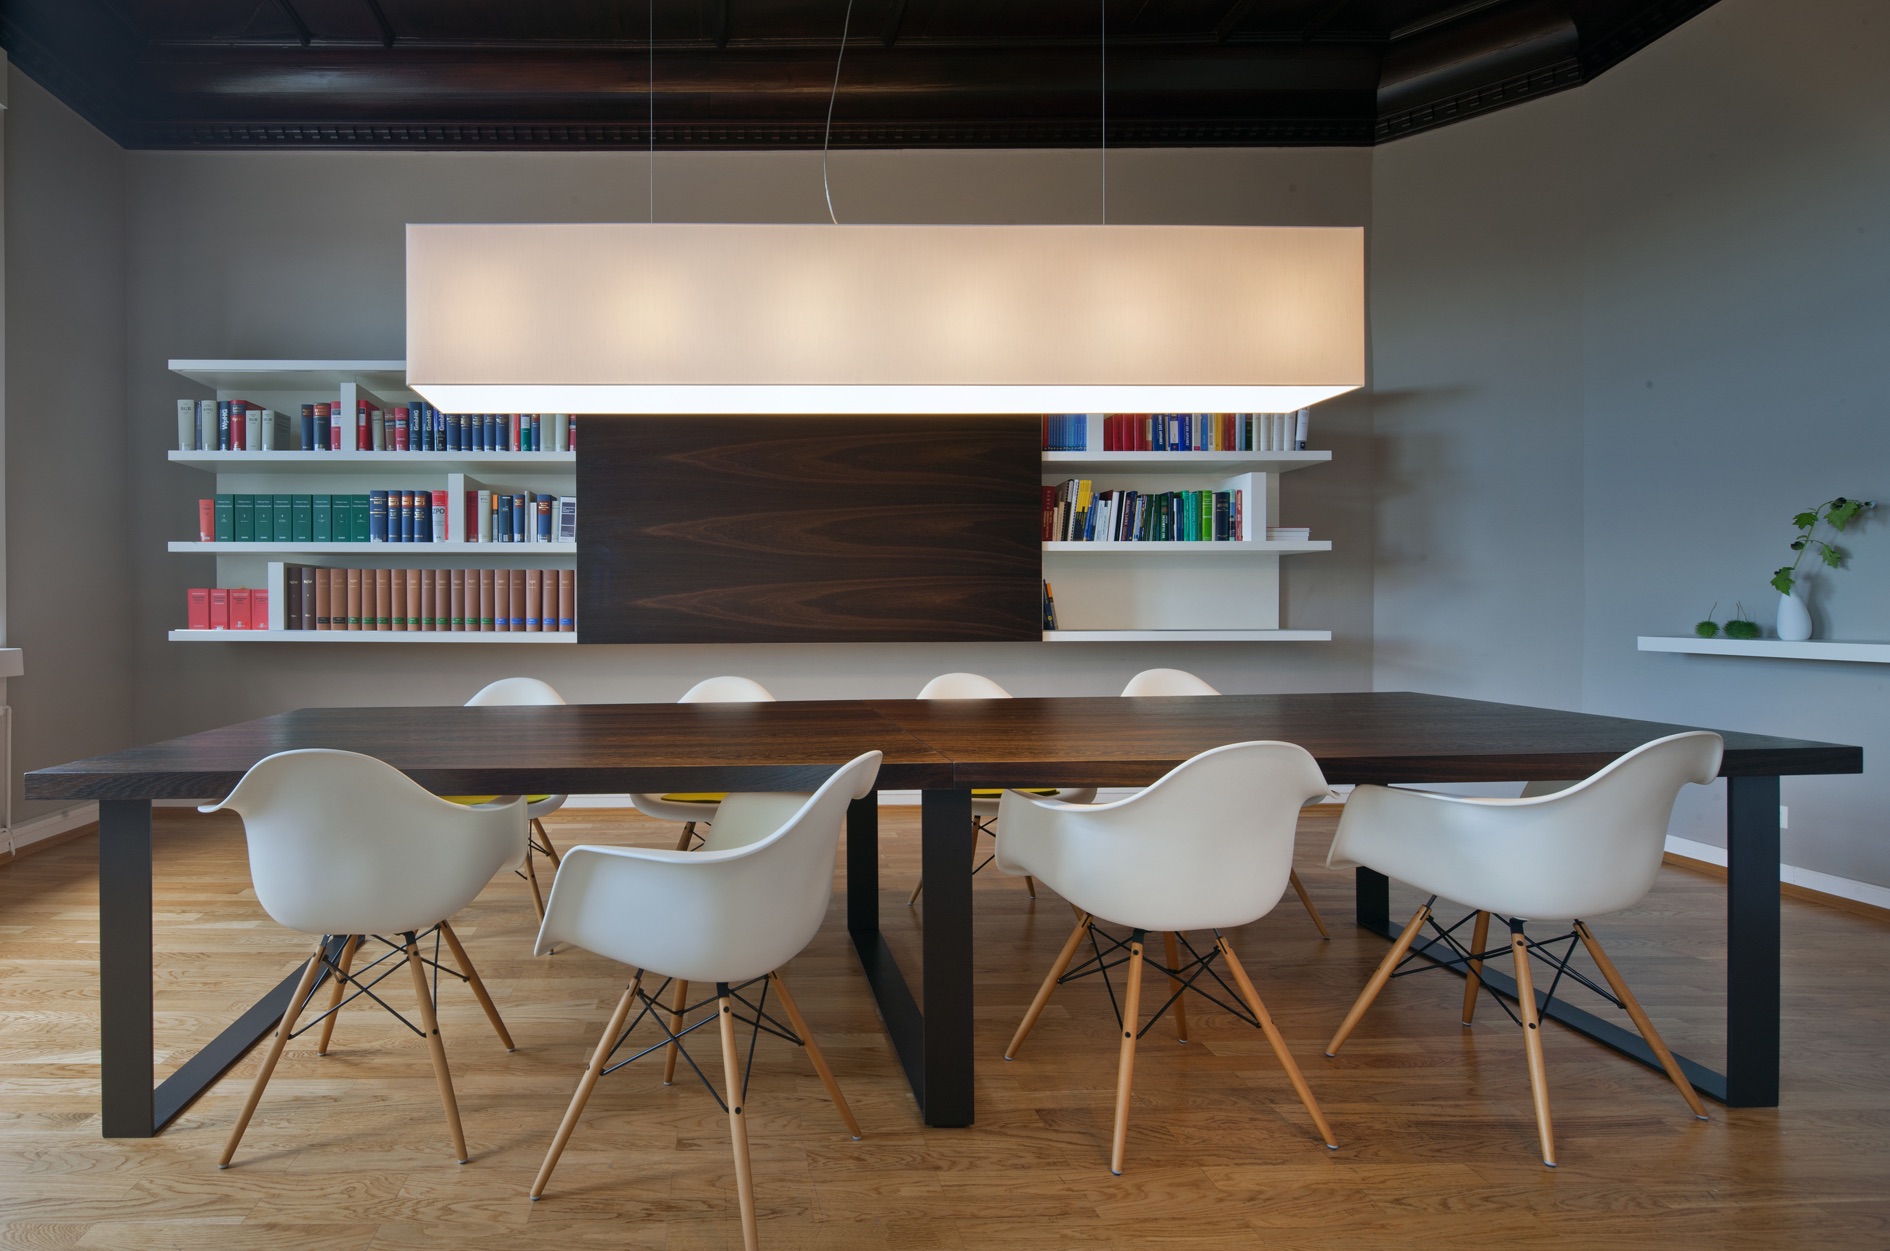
[578,416,1041,644]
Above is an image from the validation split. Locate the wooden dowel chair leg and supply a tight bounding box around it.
[1219,937,1338,1150]
[1025,875,1037,899]
[531,817,561,865]
[1575,920,1708,1120]
[674,821,696,852]
[1462,910,1491,1026]
[439,921,515,1052]
[1163,932,1190,1043]
[1110,932,1147,1175]
[523,845,547,921]
[532,973,642,1199]
[718,986,761,1251]
[1327,901,1433,1057]
[1006,913,1092,1060]
[405,931,469,1164]
[315,934,361,1056]
[219,940,325,1168]
[907,876,925,907]
[769,971,862,1139]
[1288,871,1331,940]
[1510,921,1556,1168]
[662,979,690,1085]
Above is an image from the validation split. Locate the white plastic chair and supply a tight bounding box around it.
[997,742,1339,1174]
[629,676,778,848]
[456,676,570,918]
[528,752,881,1251]
[907,673,1097,905]
[1323,731,1723,1167]
[1119,668,1332,939]
[200,749,528,1167]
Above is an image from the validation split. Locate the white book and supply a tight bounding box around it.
[558,497,577,542]
[431,493,448,542]
[477,489,493,542]
[197,399,217,451]
[371,407,386,451]
[552,413,569,452]
[1294,408,1310,450]
[177,400,197,451]
[245,407,263,450]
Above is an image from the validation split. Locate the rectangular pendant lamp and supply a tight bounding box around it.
[406,223,1363,415]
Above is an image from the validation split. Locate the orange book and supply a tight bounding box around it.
[478,569,496,630]
[558,569,574,631]
[420,568,436,630]
[390,568,407,631]
[374,568,392,629]
[434,570,450,631]
[330,569,347,630]
[450,568,466,631]
[494,566,511,632]
[509,569,527,630]
[346,568,362,629]
[541,570,557,635]
[314,568,332,629]
[525,569,542,631]
[405,568,422,629]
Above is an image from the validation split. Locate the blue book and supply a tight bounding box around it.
[510,494,525,543]
[368,490,388,542]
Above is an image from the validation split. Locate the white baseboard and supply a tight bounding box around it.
[5,803,100,855]
[1665,835,1890,911]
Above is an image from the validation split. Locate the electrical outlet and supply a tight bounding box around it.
[1780,806,1790,830]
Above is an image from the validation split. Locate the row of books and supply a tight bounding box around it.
[186,587,270,630]
[194,491,576,544]
[176,399,576,454]
[1044,480,1247,543]
[1039,412,1314,452]
[278,567,576,632]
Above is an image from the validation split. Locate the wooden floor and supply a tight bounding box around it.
[1,804,1886,1249]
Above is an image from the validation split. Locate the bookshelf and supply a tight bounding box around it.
[168,360,577,643]
[1041,415,1333,643]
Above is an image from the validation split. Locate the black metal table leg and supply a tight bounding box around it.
[1725,774,1781,1107]
[99,800,155,1138]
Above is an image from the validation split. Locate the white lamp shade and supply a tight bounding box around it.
[406,223,1364,414]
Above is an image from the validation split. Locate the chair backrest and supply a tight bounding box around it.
[1120,668,1221,697]
[201,749,527,937]
[680,676,776,703]
[465,676,566,706]
[919,672,1012,700]
[996,741,1329,933]
[538,751,882,983]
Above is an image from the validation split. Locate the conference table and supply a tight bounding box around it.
[24,691,1860,1139]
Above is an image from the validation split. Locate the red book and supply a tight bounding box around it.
[209,588,231,630]
[393,405,410,451]
[230,402,247,450]
[511,413,523,451]
[357,401,371,450]
[252,587,270,631]
[187,587,210,630]
[231,588,252,631]
[197,499,214,542]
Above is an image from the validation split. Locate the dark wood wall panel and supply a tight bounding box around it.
[578,416,1042,644]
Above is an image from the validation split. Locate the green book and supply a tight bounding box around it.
[273,494,293,543]
[311,494,332,543]
[291,494,314,543]
[349,494,370,543]
[213,494,234,543]
[233,495,255,543]
[253,494,274,542]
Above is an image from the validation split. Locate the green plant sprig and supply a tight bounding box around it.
[1771,497,1875,596]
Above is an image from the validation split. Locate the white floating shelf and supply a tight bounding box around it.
[170,629,577,644]
[1637,636,1890,664]
[169,542,576,555]
[170,359,410,394]
[170,450,574,472]
[1041,451,1331,474]
[1043,539,1329,554]
[1043,629,1332,643]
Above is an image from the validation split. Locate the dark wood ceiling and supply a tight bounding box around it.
[2,0,1719,149]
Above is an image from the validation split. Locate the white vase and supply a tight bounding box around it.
[1776,590,1813,642]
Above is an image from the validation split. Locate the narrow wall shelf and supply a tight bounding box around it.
[169,359,410,393]
[170,450,573,473]
[1043,539,1330,555]
[1043,629,1332,643]
[1042,450,1331,474]
[169,541,575,555]
[1638,636,1890,664]
[169,629,577,644]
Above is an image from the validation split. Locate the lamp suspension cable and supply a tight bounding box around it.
[648,0,656,222]
[822,0,856,225]
[1100,0,1107,225]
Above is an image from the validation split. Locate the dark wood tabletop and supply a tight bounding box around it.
[26,690,1859,803]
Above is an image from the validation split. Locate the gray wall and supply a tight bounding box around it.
[1369,0,1890,885]
[122,146,1374,742]
[3,70,134,820]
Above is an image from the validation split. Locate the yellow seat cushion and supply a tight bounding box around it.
[661,793,727,804]
[444,794,553,805]
[971,788,1060,798]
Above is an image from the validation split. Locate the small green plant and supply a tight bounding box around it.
[1694,603,1720,638]
[1724,603,1761,640]
[1771,497,1875,596]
